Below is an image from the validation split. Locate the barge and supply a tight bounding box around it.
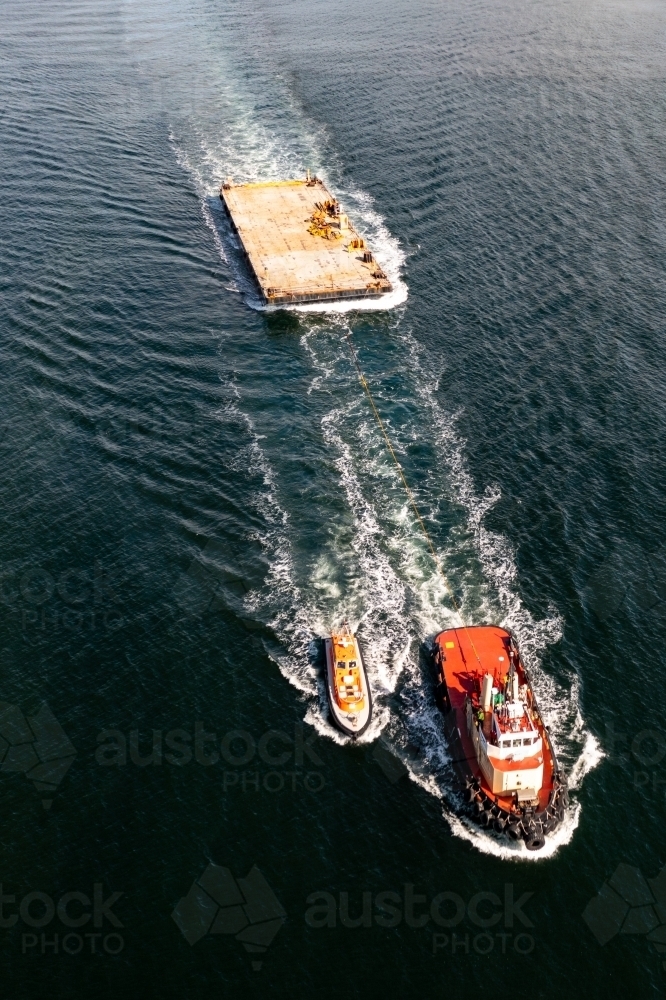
[220,174,392,306]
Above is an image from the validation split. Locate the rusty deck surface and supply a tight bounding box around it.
[220,177,392,305]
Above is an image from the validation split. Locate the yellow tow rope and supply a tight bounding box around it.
[344,329,484,670]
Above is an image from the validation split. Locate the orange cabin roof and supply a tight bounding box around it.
[331,634,357,662]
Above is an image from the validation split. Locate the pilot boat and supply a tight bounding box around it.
[432,625,568,850]
[325,626,372,738]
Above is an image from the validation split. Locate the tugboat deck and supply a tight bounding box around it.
[436,626,555,814]
[220,178,392,306]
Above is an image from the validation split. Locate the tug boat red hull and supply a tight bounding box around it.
[432,625,568,850]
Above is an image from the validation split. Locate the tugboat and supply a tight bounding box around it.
[432,625,568,850]
[325,626,372,738]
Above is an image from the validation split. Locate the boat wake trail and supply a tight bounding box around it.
[214,380,393,746]
[232,399,409,746]
[314,405,411,742]
[224,404,323,703]
[403,338,603,858]
[163,54,409,740]
[226,307,602,857]
[146,4,600,855]
[296,319,603,859]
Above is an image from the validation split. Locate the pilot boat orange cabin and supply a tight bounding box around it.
[325,627,372,738]
[432,625,568,850]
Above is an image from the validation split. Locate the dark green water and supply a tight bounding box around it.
[2,0,666,995]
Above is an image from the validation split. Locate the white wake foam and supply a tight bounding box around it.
[296,319,602,859]
[159,12,598,854]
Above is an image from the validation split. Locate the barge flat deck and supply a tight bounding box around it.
[220,176,392,306]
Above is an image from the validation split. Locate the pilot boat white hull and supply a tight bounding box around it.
[325,635,372,738]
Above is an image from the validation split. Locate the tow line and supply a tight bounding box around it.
[343,329,484,669]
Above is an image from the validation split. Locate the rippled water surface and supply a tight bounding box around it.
[2,0,666,995]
